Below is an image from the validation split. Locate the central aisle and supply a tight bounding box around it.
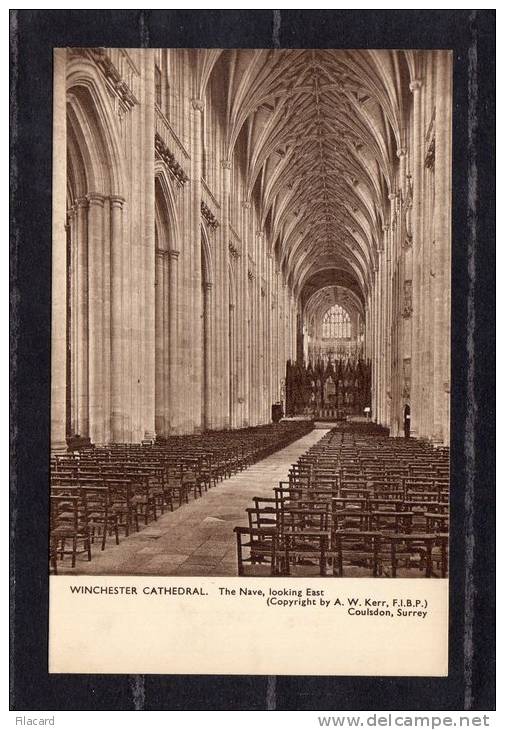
[67,428,328,577]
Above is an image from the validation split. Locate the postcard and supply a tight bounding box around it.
[44,45,454,676]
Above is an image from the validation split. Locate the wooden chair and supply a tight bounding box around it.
[276,507,330,576]
[330,530,381,576]
[379,533,448,577]
[106,479,140,536]
[234,523,277,576]
[50,495,91,569]
[82,486,119,551]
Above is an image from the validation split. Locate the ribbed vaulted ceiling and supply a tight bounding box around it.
[199,48,418,321]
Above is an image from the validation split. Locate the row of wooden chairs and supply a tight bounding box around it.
[50,420,314,571]
[235,501,448,578]
[235,425,449,578]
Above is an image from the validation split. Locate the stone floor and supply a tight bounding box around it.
[59,429,328,576]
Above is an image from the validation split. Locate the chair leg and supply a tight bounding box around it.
[236,532,244,576]
[373,538,379,577]
[319,538,327,576]
[391,542,397,578]
[337,543,343,576]
[50,538,58,574]
[270,543,278,575]
[71,536,77,568]
[284,544,291,576]
[425,541,433,578]
[441,541,448,578]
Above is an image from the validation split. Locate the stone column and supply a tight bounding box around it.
[67,205,78,435]
[229,302,236,427]
[101,198,111,443]
[379,229,388,425]
[386,210,394,427]
[203,281,213,430]
[87,192,105,444]
[161,251,170,435]
[266,254,274,411]
[110,195,125,441]
[51,48,68,452]
[190,98,204,432]
[220,159,232,429]
[168,249,180,433]
[155,248,165,437]
[409,78,423,438]
[432,51,452,444]
[238,200,250,427]
[142,51,156,441]
[371,268,378,420]
[75,196,89,437]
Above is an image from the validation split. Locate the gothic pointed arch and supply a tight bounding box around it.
[65,56,127,445]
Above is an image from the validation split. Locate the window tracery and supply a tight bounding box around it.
[322,304,351,339]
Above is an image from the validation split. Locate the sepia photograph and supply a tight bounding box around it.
[11,7,495,710]
[49,47,451,580]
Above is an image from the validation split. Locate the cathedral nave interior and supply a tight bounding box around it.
[50,48,451,577]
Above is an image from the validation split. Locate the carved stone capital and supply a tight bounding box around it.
[425,137,435,170]
[402,279,413,318]
[110,195,126,208]
[228,242,241,259]
[192,98,205,112]
[169,249,180,260]
[396,147,407,158]
[87,192,106,206]
[76,196,89,209]
[221,159,232,170]
[242,200,251,210]
[155,133,189,187]
[201,201,219,229]
[409,79,423,93]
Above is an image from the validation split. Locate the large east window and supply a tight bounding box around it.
[322,304,351,339]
